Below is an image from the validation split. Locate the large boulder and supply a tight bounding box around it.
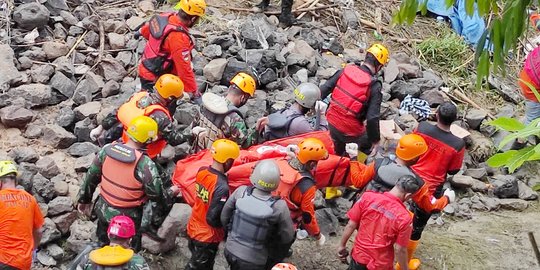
[32,173,55,200]
[491,175,519,199]
[390,81,421,100]
[221,58,249,85]
[67,142,100,157]
[9,84,52,108]
[203,58,228,82]
[50,72,76,98]
[47,196,73,216]
[12,3,50,30]
[465,109,487,130]
[36,156,60,179]
[67,220,97,253]
[239,16,275,49]
[517,181,538,201]
[42,42,69,60]
[42,124,77,148]
[0,105,34,128]
[0,45,22,91]
[499,198,529,211]
[315,208,340,236]
[449,174,488,192]
[73,101,101,121]
[9,147,39,163]
[142,203,192,254]
[40,218,62,245]
[51,211,78,235]
[98,58,127,82]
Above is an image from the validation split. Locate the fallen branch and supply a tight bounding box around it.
[529,232,540,267]
[452,89,496,119]
[297,0,320,20]
[65,30,88,57]
[209,4,339,15]
[76,22,105,85]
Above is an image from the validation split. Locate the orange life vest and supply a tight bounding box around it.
[117,91,171,159]
[272,159,313,211]
[100,144,147,208]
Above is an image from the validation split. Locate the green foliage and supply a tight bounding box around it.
[416,30,471,76]
[394,0,533,87]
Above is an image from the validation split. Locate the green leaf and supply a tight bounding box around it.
[406,0,419,24]
[488,117,526,131]
[487,150,518,167]
[506,146,537,173]
[475,30,489,62]
[445,0,455,9]
[419,0,428,15]
[532,183,540,192]
[476,51,489,87]
[518,78,540,102]
[465,0,475,17]
[498,118,540,148]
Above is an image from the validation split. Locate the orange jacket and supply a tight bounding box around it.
[139,15,197,93]
[289,181,320,236]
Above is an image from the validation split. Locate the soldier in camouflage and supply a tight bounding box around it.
[192,72,258,153]
[77,116,168,252]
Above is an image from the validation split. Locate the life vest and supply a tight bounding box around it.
[264,109,303,141]
[327,65,372,119]
[272,159,314,211]
[116,91,171,159]
[365,157,423,193]
[194,102,243,152]
[100,144,147,208]
[229,187,278,250]
[140,13,194,78]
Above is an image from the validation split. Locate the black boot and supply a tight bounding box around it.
[254,0,270,12]
[279,0,296,27]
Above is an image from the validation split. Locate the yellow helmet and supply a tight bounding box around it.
[155,74,184,100]
[297,138,328,164]
[211,139,240,163]
[89,246,134,266]
[126,116,158,144]
[366,43,390,65]
[0,161,18,178]
[175,0,207,17]
[230,72,256,97]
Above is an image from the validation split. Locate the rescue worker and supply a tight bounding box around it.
[221,160,295,270]
[272,138,329,259]
[252,0,295,27]
[514,46,540,149]
[0,161,44,270]
[71,215,149,270]
[90,74,187,159]
[320,44,390,156]
[406,102,464,269]
[137,0,206,93]
[337,175,423,270]
[186,139,240,270]
[259,82,328,141]
[77,116,165,252]
[192,72,257,152]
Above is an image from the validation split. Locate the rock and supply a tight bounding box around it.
[45,244,64,260]
[393,53,422,79]
[315,208,340,236]
[237,49,265,68]
[67,220,96,253]
[295,69,308,83]
[50,72,76,98]
[342,9,360,29]
[259,68,278,85]
[67,142,100,157]
[24,124,43,139]
[443,204,455,215]
[221,58,249,85]
[173,102,199,125]
[478,196,500,211]
[59,10,78,25]
[408,77,443,93]
[74,154,95,172]
[37,250,56,266]
[56,107,75,127]
[419,90,446,107]
[464,167,487,180]
[42,124,77,148]
[328,197,351,224]
[28,63,54,84]
[116,51,134,68]
[390,81,421,100]
[10,84,52,108]
[499,198,529,211]
[0,106,34,128]
[202,44,222,59]
[53,179,69,196]
[126,16,145,31]
[488,75,523,104]
[208,34,235,50]
[86,72,105,93]
[9,147,39,163]
[99,58,127,82]
[73,101,101,121]
[203,58,228,82]
[51,211,78,235]
[74,118,96,142]
[467,131,495,163]
[13,3,50,30]
[102,80,120,97]
[36,156,60,179]
[491,175,519,199]
[239,16,274,49]
[72,79,94,105]
[108,32,125,50]
[465,109,487,130]
[323,38,344,55]
[45,0,69,15]
[518,181,538,201]
[142,203,191,254]
[316,68,337,80]
[384,59,400,83]
[41,218,62,245]
[314,190,326,209]
[394,114,418,134]
[47,196,73,216]
[42,42,69,60]
[0,46,22,90]
[450,174,488,192]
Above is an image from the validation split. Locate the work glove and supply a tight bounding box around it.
[345,143,359,159]
[89,125,103,142]
[286,144,299,158]
[192,126,207,136]
[314,101,328,114]
[182,92,191,102]
[316,234,326,246]
[443,189,456,203]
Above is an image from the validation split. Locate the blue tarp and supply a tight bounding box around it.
[420,0,486,47]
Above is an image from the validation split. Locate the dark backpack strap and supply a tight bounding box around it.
[284,113,303,136]
[373,157,397,190]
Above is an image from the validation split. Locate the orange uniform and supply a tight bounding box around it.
[187,167,230,243]
[289,179,320,236]
[0,188,44,270]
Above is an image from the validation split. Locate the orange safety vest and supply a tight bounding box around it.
[117,91,171,159]
[272,159,313,213]
[100,144,147,208]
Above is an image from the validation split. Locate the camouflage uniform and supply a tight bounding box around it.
[77,145,164,252]
[74,247,150,270]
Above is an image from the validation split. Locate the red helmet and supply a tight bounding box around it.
[107,215,136,239]
[272,263,298,270]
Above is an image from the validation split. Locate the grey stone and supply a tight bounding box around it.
[45,244,64,260]
[37,250,57,266]
[465,109,487,130]
[488,75,523,104]
[45,0,68,15]
[107,32,125,50]
[116,51,133,68]
[53,179,69,196]
[408,77,443,93]
[420,90,446,107]
[491,175,519,199]
[18,56,33,70]
[13,3,50,30]
[102,80,120,97]
[394,113,418,134]
[323,38,344,55]
[202,44,222,59]
[40,218,62,245]
[499,198,528,211]
[74,153,95,172]
[56,107,75,127]
[518,181,538,201]
[343,48,364,63]
[192,53,208,76]
[42,42,69,60]
[59,10,78,25]
[259,68,278,85]
[67,220,96,253]
[173,102,199,125]
[42,124,77,148]
[390,81,421,100]
[74,118,96,142]
[86,72,105,93]
[295,69,309,84]
[68,142,100,157]
[315,208,340,236]
[51,211,78,235]
[47,196,73,216]
[0,106,34,128]
[342,9,359,29]
[221,58,249,85]
[464,167,487,180]
[53,56,74,76]
[467,131,495,162]
[68,25,85,36]
[208,34,235,50]
[99,58,127,82]
[50,72,75,98]
[384,59,400,83]
[450,174,488,192]
[203,58,228,82]
[73,101,101,121]
[10,84,52,108]
[72,79,94,105]
[329,197,351,223]
[24,124,43,139]
[36,156,60,179]
[28,64,54,84]
[126,16,145,31]
[9,147,39,163]
[83,30,99,47]
[142,203,191,254]
[314,190,326,209]
[239,16,275,49]
[286,53,309,66]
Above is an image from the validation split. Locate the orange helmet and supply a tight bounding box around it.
[396,134,428,161]
[272,263,298,270]
[230,72,256,97]
[297,138,328,164]
[155,74,184,100]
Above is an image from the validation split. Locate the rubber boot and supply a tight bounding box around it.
[325,187,343,200]
[279,0,296,27]
[253,0,270,12]
[395,240,421,270]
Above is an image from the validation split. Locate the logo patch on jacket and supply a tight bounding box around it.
[182,50,190,62]
[195,183,209,203]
